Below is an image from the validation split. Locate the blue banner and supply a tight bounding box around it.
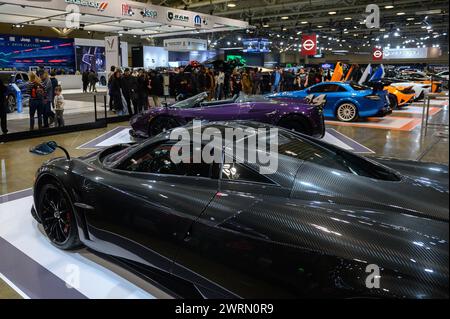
[0,34,75,73]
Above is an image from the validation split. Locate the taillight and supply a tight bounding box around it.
[365,94,381,100]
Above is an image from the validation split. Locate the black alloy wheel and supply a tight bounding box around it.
[38,183,81,250]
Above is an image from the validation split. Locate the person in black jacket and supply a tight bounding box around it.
[149,70,163,107]
[0,78,7,135]
[110,70,124,114]
[136,69,149,113]
[121,68,136,115]
[82,70,89,93]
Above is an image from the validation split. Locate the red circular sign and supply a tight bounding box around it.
[373,49,383,59]
[303,39,315,51]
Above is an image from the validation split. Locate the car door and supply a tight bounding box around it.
[171,161,295,298]
[309,84,346,117]
[81,140,219,272]
[196,102,241,121]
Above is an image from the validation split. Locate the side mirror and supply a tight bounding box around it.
[30,141,70,159]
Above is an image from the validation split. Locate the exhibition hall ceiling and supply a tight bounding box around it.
[137,0,449,50]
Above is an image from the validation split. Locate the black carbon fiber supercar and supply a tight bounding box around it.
[31,121,448,298]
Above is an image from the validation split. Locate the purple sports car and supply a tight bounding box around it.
[130,92,325,138]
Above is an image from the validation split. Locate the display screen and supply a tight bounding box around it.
[75,45,106,73]
[0,34,75,73]
[243,38,271,53]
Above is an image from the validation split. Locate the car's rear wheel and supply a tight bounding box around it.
[388,94,398,109]
[336,103,358,122]
[7,95,16,113]
[148,116,181,137]
[277,115,312,135]
[37,182,81,250]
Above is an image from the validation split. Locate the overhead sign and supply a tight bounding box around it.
[383,47,442,60]
[301,34,317,56]
[163,38,208,52]
[372,48,383,61]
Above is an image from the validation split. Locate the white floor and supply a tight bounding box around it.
[0,194,164,299]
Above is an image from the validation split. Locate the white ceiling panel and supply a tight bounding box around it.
[83,24,123,32]
[0,13,33,24]
[0,4,64,18]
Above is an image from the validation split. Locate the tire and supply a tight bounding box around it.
[336,102,358,122]
[37,181,82,250]
[388,94,398,109]
[277,115,312,135]
[7,94,16,113]
[148,116,181,137]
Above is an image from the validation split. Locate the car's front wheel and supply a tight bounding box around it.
[7,95,16,113]
[148,116,181,137]
[388,94,398,109]
[336,103,358,122]
[37,182,81,250]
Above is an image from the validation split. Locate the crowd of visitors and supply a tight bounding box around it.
[104,64,333,115]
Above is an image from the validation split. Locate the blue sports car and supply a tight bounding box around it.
[268,81,391,122]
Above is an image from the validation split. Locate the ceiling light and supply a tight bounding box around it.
[227,3,236,7]
[263,24,269,27]
[407,17,415,21]
[281,16,289,20]
[328,11,337,15]
[396,12,405,15]
[301,21,308,24]
[317,25,323,28]
[385,5,394,9]
[344,17,352,20]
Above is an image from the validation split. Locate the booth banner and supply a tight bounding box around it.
[163,38,208,51]
[383,47,442,60]
[372,48,384,61]
[0,0,248,31]
[105,36,120,72]
[301,34,317,56]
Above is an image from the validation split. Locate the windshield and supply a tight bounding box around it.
[170,92,208,109]
[236,95,273,103]
[277,130,400,181]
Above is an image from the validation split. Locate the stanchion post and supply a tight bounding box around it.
[94,94,98,122]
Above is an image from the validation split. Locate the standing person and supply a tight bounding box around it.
[230,70,242,96]
[253,68,262,95]
[205,68,215,100]
[53,86,65,127]
[149,70,163,107]
[111,70,124,115]
[40,71,53,128]
[241,70,253,95]
[88,69,98,92]
[215,70,225,100]
[136,69,149,112]
[107,66,116,111]
[0,78,7,135]
[50,71,58,109]
[27,72,45,130]
[121,68,135,115]
[270,67,282,93]
[82,70,89,93]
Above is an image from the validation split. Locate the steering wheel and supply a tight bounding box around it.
[147,155,181,174]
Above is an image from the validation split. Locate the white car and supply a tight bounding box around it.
[436,71,449,81]
[390,82,431,101]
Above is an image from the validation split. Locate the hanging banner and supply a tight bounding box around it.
[105,35,120,72]
[372,48,384,61]
[301,34,317,56]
